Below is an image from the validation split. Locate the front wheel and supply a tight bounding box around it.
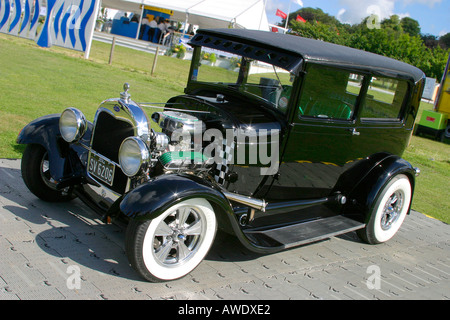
[125,198,217,282]
[21,144,75,202]
[357,174,412,244]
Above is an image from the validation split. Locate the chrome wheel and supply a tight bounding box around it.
[152,205,206,267]
[357,174,412,244]
[126,198,217,282]
[380,190,404,231]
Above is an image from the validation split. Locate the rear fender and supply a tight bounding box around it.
[345,155,416,223]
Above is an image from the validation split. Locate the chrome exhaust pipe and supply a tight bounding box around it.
[221,190,267,212]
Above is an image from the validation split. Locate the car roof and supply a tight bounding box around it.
[190,28,424,83]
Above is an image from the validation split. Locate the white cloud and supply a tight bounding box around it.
[397,12,410,19]
[266,0,435,26]
[336,0,443,25]
[402,0,442,8]
[337,0,396,24]
[438,29,448,37]
[266,0,304,13]
[265,0,280,12]
[337,8,350,24]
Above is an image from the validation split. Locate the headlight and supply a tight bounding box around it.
[119,137,150,177]
[59,108,87,142]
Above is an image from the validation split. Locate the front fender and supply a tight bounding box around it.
[17,114,66,181]
[17,114,92,185]
[119,174,291,254]
[120,173,278,253]
[119,174,234,222]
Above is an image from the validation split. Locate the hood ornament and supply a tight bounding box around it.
[120,83,131,103]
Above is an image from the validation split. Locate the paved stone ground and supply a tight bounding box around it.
[1,158,449,300]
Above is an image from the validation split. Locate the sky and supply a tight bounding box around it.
[265,0,449,37]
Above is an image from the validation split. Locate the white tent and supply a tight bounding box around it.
[101,0,269,31]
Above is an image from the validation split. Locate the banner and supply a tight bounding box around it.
[296,15,306,23]
[275,9,287,20]
[0,0,99,52]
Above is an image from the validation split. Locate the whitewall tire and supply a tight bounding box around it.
[126,198,217,282]
[358,174,412,244]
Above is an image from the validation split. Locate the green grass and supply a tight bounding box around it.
[0,33,188,157]
[404,135,450,223]
[403,101,450,223]
[0,33,448,223]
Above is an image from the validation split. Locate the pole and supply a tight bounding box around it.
[151,46,160,76]
[109,37,116,65]
[284,0,291,32]
[136,5,144,40]
[182,12,189,39]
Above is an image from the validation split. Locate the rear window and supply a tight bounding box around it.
[360,77,408,121]
[298,65,363,121]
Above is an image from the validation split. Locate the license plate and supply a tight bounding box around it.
[88,153,115,186]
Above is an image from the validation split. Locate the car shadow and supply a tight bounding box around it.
[3,202,144,282]
[4,199,272,282]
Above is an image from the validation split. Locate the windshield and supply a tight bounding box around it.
[191,48,294,113]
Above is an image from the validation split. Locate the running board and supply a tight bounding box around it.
[243,215,365,250]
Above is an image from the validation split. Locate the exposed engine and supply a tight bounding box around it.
[150,110,209,173]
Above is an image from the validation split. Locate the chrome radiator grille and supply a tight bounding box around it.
[91,111,135,163]
[90,111,134,194]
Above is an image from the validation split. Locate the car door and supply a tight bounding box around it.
[353,76,411,158]
[267,65,366,201]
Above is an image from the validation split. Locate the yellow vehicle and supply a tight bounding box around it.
[416,54,450,142]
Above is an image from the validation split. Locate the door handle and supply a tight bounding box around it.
[349,128,360,136]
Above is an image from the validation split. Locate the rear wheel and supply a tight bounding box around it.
[125,198,217,282]
[357,174,412,244]
[21,144,75,202]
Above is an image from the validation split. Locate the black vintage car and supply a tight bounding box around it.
[17,29,424,282]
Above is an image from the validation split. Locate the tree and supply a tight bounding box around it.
[381,15,402,33]
[422,34,439,49]
[280,7,343,28]
[295,7,341,25]
[439,33,450,50]
[401,17,421,37]
[290,20,348,45]
[286,7,449,80]
[426,46,449,81]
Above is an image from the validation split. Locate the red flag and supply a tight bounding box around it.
[271,26,279,33]
[296,15,306,23]
[276,9,287,20]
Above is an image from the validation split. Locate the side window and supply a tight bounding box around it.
[361,77,408,120]
[298,65,363,121]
